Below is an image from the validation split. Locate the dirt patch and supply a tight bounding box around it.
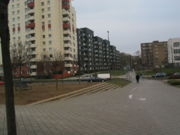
[0,82,98,105]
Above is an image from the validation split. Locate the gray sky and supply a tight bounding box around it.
[73,0,180,54]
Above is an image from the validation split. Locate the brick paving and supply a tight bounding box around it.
[1,79,180,134]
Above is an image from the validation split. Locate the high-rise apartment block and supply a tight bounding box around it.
[141,41,168,68]
[168,38,180,67]
[77,27,121,73]
[77,28,94,72]
[8,0,77,76]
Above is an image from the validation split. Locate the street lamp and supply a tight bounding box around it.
[107,30,110,41]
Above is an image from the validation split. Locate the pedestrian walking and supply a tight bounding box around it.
[136,74,140,83]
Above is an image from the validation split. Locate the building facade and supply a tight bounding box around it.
[8,0,77,76]
[168,38,180,67]
[93,36,103,71]
[77,27,121,73]
[77,28,94,73]
[141,41,168,69]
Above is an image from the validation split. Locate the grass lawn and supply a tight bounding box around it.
[167,80,180,87]
[137,68,180,76]
[0,82,98,105]
[107,78,131,87]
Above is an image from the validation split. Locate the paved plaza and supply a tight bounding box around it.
[1,79,180,135]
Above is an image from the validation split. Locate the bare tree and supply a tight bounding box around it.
[37,53,52,78]
[11,42,31,80]
[0,1,17,135]
[51,50,64,75]
[51,50,64,90]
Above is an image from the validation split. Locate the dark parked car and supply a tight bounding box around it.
[87,77,106,82]
[152,72,166,78]
[168,72,180,79]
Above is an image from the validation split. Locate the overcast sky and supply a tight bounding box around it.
[72,0,180,54]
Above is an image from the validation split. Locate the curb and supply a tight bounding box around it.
[28,83,105,105]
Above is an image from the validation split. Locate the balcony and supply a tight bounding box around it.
[27,2,34,8]
[26,14,35,20]
[30,64,37,69]
[63,9,70,16]
[64,50,72,54]
[63,36,71,41]
[64,56,73,61]
[62,4,70,9]
[64,63,73,68]
[63,29,71,34]
[26,22,35,29]
[26,29,35,35]
[63,23,70,29]
[26,8,34,14]
[63,16,70,21]
[27,38,35,43]
[64,43,71,48]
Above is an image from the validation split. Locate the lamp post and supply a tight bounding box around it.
[107,30,110,41]
[0,1,17,135]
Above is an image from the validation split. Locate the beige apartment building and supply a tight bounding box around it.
[141,41,168,69]
[8,0,77,76]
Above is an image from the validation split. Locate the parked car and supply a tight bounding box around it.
[168,72,180,79]
[87,77,106,82]
[152,72,166,78]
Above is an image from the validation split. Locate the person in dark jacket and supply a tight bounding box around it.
[136,74,140,83]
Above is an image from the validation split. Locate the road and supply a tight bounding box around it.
[1,79,180,135]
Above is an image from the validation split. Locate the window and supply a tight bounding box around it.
[50,54,53,58]
[174,49,180,54]
[49,41,52,45]
[17,16,20,21]
[41,2,44,6]
[174,56,180,60]
[48,14,51,18]
[17,4,20,8]
[174,42,180,47]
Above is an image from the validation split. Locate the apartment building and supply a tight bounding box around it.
[77,28,94,73]
[168,38,180,67]
[77,27,121,73]
[141,41,168,69]
[8,0,77,76]
[93,36,104,71]
[102,40,111,70]
[109,45,116,70]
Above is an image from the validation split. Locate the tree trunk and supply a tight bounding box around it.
[0,2,17,135]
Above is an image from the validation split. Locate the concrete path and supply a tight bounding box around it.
[1,79,180,135]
